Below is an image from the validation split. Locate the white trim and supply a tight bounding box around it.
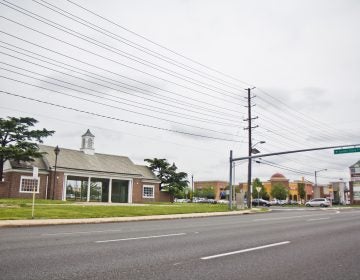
[62,174,68,201]
[63,173,133,203]
[142,185,155,199]
[87,177,91,202]
[19,176,40,193]
[128,179,133,203]
[108,178,112,203]
[4,168,49,175]
[60,169,139,179]
[45,175,48,200]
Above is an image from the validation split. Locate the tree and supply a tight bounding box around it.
[144,158,171,184]
[0,117,54,181]
[298,183,306,202]
[271,183,289,200]
[252,178,269,200]
[144,158,188,202]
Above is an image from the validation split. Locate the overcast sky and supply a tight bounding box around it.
[1,0,359,185]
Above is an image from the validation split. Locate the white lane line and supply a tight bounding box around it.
[307,217,330,222]
[254,213,335,222]
[201,241,291,260]
[42,229,123,236]
[95,233,186,243]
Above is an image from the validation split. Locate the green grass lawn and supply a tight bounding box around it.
[0,199,230,220]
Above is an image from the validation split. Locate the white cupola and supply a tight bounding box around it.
[80,129,95,155]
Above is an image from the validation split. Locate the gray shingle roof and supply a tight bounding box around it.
[39,145,142,176]
[7,145,159,181]
[135,165,160,181]
[82,129,95,137]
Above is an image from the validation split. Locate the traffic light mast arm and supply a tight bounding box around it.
[231,144,360,163]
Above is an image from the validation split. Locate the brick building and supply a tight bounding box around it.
[1,130,169,203]
[194,180,228,200]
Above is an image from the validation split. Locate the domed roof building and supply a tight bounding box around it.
[270,173,289,182]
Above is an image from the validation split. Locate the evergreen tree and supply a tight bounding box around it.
[0,117,54,180]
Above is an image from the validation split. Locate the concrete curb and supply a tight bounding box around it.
[0,209,263,228]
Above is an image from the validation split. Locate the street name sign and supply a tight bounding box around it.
[334,147,360,154]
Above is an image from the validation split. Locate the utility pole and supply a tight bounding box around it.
[229,150,233,210]
[244,88,258,209]
[191,174,194,202]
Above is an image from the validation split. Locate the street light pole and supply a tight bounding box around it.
[52,145,60,200]
[314,168,327,198]
[191,174,194,202]
[229,150,233,210]
[247,140,265,208]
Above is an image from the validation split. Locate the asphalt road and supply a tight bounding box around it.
[1,208,359,280]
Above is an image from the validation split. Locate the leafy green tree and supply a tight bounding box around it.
[145,158,188,202]
[252,178,269,200]
[271,183,289,200]
[298,183,306,202]
[0,117,54,181]
[144,158,171,184]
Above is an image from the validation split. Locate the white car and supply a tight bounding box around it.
[305,198,330,207]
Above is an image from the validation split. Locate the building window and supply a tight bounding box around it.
[143,185,154,198]
[19,176,40,193]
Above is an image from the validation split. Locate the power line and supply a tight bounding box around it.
[255,158,344,180]
[31,0,248,92]
[0,105,232,156]
[0,61,240,128]
[0,45,242,123]
[0,15,245,106]
[0,32,244,116]
[0,90,245,143]
[256,88,358,140]
[65,0,254,88]
[0,74,242,137]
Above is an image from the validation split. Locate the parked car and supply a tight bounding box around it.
[289,200,301,205]
[66,194,75,199]
[174,198,190,203]
[305,198,330,207]
[217,199,229,204]
[252,198,271,207]
[270,199,286,206]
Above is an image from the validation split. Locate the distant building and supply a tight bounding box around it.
[194,181,228,200]
[349,160,360,205]
[0,130,170,203]
[239,173,315,202]
[329,181,348,205]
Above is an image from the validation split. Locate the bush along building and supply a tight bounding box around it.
[0,130,170,203]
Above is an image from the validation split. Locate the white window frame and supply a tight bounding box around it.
[143,185,155,198]
[19,176,40,193]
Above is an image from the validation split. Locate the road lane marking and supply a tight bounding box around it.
[95,232,186,243]
[253,212,337,222]
[201,241,291,260]
[42,229,123,236]
[307,217,330,222]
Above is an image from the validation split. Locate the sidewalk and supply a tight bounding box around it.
[0,209,259,228]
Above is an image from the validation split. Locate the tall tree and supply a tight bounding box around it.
[271,183,289,200]
[0,117,54,180]
[144,158,171,185]
[144,158,188,202]
[298,183,306,202]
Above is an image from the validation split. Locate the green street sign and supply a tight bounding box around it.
[334,147,360,154]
